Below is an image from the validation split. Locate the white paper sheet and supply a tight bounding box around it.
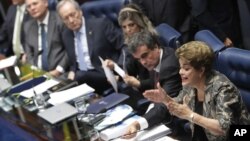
[99,56,118,92]
[48,83,95,105]
[99,115,143,141]
[0,56,17,70]
[112,124,172,141]
[114,63,126,78]
[20,79,60,98]
[95,104,133,130]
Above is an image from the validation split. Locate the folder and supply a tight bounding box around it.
[5,76,47,97]
[46,79,78,93]
[86,93,129,114]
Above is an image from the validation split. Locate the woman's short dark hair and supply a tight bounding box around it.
[175,41,214,73]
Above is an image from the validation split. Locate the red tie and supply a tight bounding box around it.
[154,71,159,88]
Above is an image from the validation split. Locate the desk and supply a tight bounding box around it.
[0,98,82,141]
[0,65,82,141]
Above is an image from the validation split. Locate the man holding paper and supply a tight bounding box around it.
[121,30,183,139]
[57,0,124,94]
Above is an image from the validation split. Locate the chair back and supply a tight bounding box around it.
[155,23,181,49]
[48,0,58,11]
[195,30,226,53]
[81,0,130,27]
[216,47,250,111]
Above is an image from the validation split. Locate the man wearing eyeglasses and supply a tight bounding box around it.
[57,0,124,94]
[23,0,70,78]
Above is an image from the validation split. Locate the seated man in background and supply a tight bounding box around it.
[24,0,70,78]
[0,0,30,60]
[57,0,124,94]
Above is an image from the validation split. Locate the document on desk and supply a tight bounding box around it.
[99,56,118,92]
[20,79,60,98]
[48,83,95,105]
[99,115,143,141]
[0,56,17,70]
[95,104,133,130]
[112,124,173,141]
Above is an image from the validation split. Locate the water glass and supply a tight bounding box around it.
[33,93,46,112]
[74,97,88,120]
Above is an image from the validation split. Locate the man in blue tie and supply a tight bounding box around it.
[23,0,70,77]
[57,0,124,94]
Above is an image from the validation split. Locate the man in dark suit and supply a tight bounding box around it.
[132,0,191,42]
[57,0,124,94]
[0,0,30,59]
[187,0,241,47]
[122,30,183,138]
[24,0,69,77]
[0,2,5,27]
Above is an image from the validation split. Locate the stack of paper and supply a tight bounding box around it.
[48,83,95,105]
[112,124,172,141]
[95,104,133,130]
[0,56,17,70]
[99,115,143,141]
[136,124,171,141]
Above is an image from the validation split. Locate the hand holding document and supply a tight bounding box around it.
[114,63,126,78]
[99,56,118,92]
[48,83,95,105]
[98,115,143,141]
[0,56,17,70]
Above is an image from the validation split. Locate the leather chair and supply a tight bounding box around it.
[81,0,130,27]
[195,30,226,53]
[155,23,181,49]
[215,47,250,112]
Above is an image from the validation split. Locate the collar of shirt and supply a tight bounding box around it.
[154,48,163,73]
[74,17,86,35]
[18,4,26,14]
[37,11,50,26]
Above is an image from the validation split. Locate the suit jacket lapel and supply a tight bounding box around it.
[47,12,55,56]
[85,20,94,57]
[9,6,17,36]
[30,20,39,65]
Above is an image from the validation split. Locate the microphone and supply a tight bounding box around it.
[31,65,37,96]
[31,65,46,112]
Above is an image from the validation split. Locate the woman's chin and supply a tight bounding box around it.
[182,81,189,86]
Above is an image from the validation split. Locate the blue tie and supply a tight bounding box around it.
[76,32,87,71]
[40,23,48,71]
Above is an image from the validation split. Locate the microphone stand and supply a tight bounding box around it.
[31,65,46,112]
